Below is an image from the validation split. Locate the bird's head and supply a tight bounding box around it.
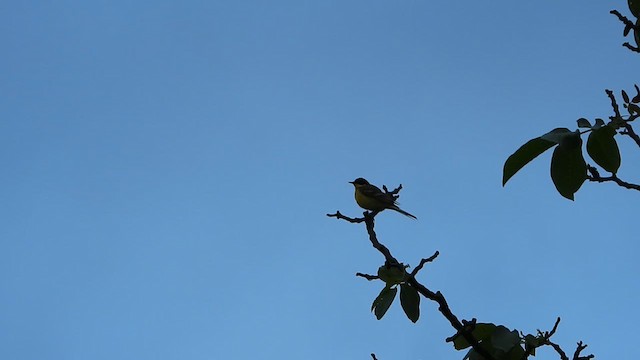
[349,178,370,186]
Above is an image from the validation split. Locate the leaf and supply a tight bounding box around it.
[491,326,520,353]
[629,103,640,115]
[503,137,555,186]
[371,286,397,320]
[452,323,497,351]
[587,125,621,173]
[453,336,471,351]
[505,344,526,360]
[524,334,540,356]
[550,131,587,200]
[630,0,640,18]
[622,90,630,103]
[632,84,640,103]
[377,265,405,285]
[576,118,592,128]
[540,127,573,144]
[463,349,484,360]
[473,323,498,341]
[399,284,420,323]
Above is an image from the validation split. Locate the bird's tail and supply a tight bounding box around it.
[390,205,417,219]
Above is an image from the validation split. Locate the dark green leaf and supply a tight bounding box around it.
[622,90,630,103]
[377,265,405,285]
[632,84,640,103]
[505,344,526,360]
[452,323,497,351]
[550,131,586,200]
[503,137,555,186]
[491,326,520,353]
[524,334,539,356]
[503,128,577,186]
[630,0,640,18]
[587,125,620,174]
[576,118,592,128]
[453,334,472,351]
[371,286,397,320]
[463,349,484,360]
[540,128,573,144]
[399,283,420,323]
[629,103,640,115]
[473,323,498,341]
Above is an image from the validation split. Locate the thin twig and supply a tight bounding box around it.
[587,165,640,191]
[546,317,561,338]
[610,9,634,27]
[609,10,640,52]
[622,42,640,52]
[572,341,594,360]
[410,251,440,276]
[606,89,622,119]
[605,89,640,147]
[326,211,365,223]
[383,183,403,196]
[621,122,640,147]
[356,272,379,281]
[523,318,565,360]
[548,341,570,360]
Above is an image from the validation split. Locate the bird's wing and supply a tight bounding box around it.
[359,184,382,196]
[361,184,394,205]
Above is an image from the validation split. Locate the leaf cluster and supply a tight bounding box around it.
[503,86,640,199]
[329,190,593,360]
[449,323,536,360]
[371,264,420,323]
[611,1,640,52]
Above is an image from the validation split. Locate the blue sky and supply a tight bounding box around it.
[2,1,639,359]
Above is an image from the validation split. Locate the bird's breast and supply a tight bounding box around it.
[354,189,385,211]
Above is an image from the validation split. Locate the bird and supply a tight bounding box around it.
[349,178,417,219]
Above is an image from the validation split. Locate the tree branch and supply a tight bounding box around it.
[622,42,640,52]
[606,88,640,122]
[620,122,640,147]
[587,165,640,190]
[572,341,594,360]
[328,204,493,359]
[326,210,365,223]
[547,340,569,360]
[523,317,571,360]
[606,89,622,119]
[330,188,591,360]
[610,9,635,28]
[356,272,379,281]
[410,251,440,276]
[364,214,494,359]
[606,89,640,147]
[610,10,640,52]
[545,317,561,338]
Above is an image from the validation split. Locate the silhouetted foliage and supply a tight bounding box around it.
[329,3,637,359]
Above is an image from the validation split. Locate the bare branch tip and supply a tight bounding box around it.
[356,272,379,281]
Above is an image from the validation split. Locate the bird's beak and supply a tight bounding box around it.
[348,181,354,184]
